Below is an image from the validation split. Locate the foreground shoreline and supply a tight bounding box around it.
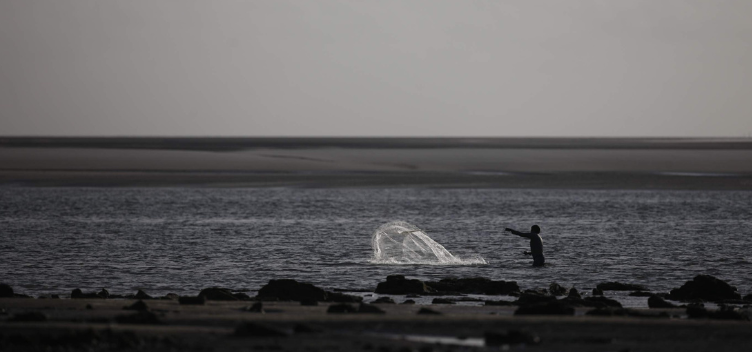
[1,275,750,351]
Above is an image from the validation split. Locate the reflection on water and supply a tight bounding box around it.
[1,187,751,300]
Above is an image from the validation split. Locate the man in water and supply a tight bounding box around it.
[505,225,544,267]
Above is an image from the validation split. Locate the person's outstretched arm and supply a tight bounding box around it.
[505,228,532,238]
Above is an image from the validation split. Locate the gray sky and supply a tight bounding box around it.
[1,1,751,137]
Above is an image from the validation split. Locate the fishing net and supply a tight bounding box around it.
[371,221,486,264]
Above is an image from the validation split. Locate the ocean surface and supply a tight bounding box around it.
[2,187,751,303]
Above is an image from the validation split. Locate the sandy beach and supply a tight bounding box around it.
[1,296,750,352]
[2,138,752,189]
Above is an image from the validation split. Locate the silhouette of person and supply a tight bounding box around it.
[505,225,544,267]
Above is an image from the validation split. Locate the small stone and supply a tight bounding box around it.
[327,304,357,313]
[568,287,582,299]
[243,302,264,313]
[124,300,149,311]
[549,283,568,296]
[358,303,386,314]
[85,304,93,310]
[401,299,416,304]
[373,297,395,304]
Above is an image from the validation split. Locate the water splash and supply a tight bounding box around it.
[370,221,487,265]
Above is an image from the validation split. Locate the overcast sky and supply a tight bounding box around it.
[1,1,751,137]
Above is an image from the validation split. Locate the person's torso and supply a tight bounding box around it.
[529,235,543,255]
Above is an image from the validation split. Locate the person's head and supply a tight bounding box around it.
[531,225,541,234]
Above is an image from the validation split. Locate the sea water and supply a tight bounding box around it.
[1,187,751,300]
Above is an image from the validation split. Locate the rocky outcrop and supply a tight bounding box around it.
[357,303,385,314]
[586,308,669,318]
[668,275,741,302]
[432,298,455,304]
[596,282,648,291]
[135,290,153,300]
[327,304,357,313]
[375,275,434,295]
[424,277,520,295]
[515,292,556,305]
[417,307,441,315]
[687,305,750,321]
[647,295,678,308]
[258,279,328,301]
[71,288,106,299]
[199,287,238,301]
[567,288,581,299]
[583,296,622,308]
[0,283,14,297]
[548,283,568,296]
[592,288,603,296]
[372,297,395,304]
[257,279,360,302]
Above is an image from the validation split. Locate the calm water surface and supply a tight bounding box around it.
[1,187,751,299]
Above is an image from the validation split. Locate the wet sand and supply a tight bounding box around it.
[1,298,749,352]
[1,138,752,189]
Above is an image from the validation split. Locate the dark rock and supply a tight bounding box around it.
[234,322,288,337]
[592,288,603,296]
[199,287,238,301]
[484,300,515,306]
[432,298,455,304]
[242,302,264,313]
[9,311,47,322]
[85,304,93,310]
[293,323,322,334]
[257,279,328,301]
[584,296,622,308]
[648,295,678,308]
[98,288,109,298]
[629,291,655,297]
[327,304,357,314]
[401,299,416,304]
[373,297,395,304]
[524,288,549,295]
[71,288,100,299]
[233,292,252,301]
[13,293,33,299]
[668,275,741,302]
[375,276,433,295]
[0,283,14,297]
[164,293,179,300]
[549,283,568,296]
[687,306,750,321]
[135,290,153,300]
[586,308,669,318]
[484,330,540,346]
[327,291,363,303]
[124,300,149,311]
[115,311,162,325]
[50,294,60,299]
[744,293,752,302]
[567,287,582,299]
[300,299,319,306]
[358,303,386,314]
[596,282,648,291]
[417,307,441,315]
[515,301,575,316]
[516,292,556,305]
[178,296,205,305]
[424,277,519,295]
